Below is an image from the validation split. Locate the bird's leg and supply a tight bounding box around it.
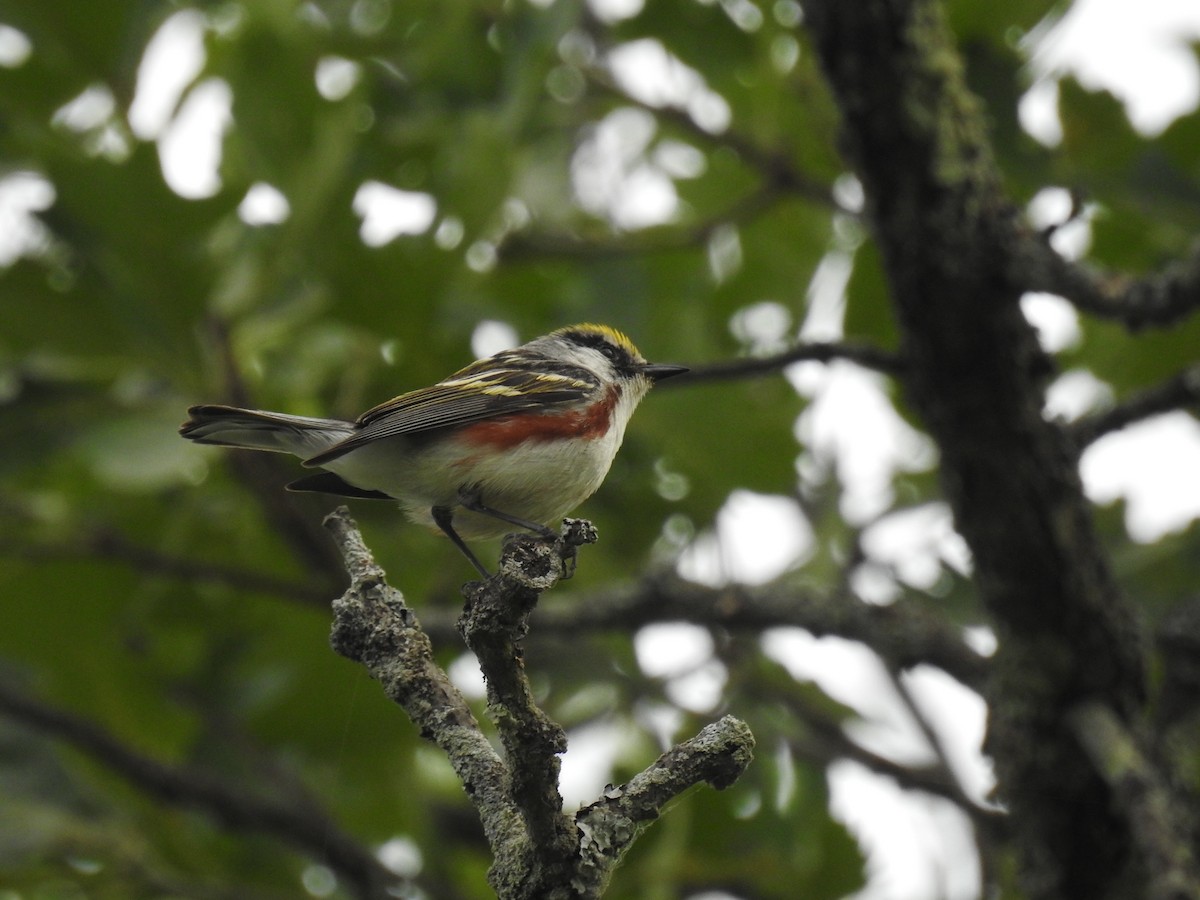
[455,486,558,540]
[432,505,491,579]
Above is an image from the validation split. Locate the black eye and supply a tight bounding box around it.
[599,343,620,362]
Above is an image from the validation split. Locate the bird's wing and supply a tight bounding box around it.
[303,357,597,467]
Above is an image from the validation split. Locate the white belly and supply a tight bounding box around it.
[324,426,625,540]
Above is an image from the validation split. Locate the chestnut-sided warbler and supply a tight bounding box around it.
[180,323,686,576]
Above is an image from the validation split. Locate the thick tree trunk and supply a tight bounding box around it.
[803,1,1149,895]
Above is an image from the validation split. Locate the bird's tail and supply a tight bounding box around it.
[179,404,354,459]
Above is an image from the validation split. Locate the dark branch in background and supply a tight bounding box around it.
[0,527,331,607]
[496,60,846,264]
[778,686,1004,838]
[585,67,840,210]
[0,678,394,900]
[497,184,781,261]
[1070,364,1200,448]
[520,572,990,691]
[673,340,905,384]
[1016,233,1200,331]
[204,315,346,581]
[324,509,753,899]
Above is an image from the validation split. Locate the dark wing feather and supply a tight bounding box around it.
[303,357,597,467]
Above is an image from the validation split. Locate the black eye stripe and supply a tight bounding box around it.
[563,330,632,366]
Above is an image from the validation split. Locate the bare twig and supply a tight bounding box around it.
[1070,364,1200,447]
[586,66,839,210]
[325,511,755,898]
[1015,233,1200,331]
[673,340,905,384]
[525,572,989,691]
[498,184,782,262]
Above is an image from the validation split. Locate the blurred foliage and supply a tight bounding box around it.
[0,0,1198,897]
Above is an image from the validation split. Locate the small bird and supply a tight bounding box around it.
[180,324,686,576]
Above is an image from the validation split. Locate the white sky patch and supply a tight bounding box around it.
[353,181,436,245]
[558,721,632,809]
[470,319,519,359]
[446,653,486,700]
[860,503,972,590]
[53,84,116,132]
[1025,186,1094,260]
[0,172,54,266]
[158,77,232,199]
[606,38,731,133]
[587,0,644,23]
[1044,368,1113,421]
[730,301,792,354]
[1023,0,1200,139]
[0,24,31,67]
[315,55,361,101]
[766,632,988,899]
[1081,412,1200,541]
[129,9,207,140]
[238,182,290,225]
[634,624,726,711]
[762,630,930,763]
[634,623,713,678]
[830,761,981,900]
[1021,292,1082,354]
[52,84,130,161]
[571,107,678,229]
[795,365,938,523]
[900,666,994,804]
[797,249,853,344]
[677,490,814,586]
[377,835,423,878]
[129,9,232,198]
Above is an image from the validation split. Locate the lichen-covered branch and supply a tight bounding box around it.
[455,521,600,890]
[323,508,531,897]
[573,715,755,897]
[324,511,755,898]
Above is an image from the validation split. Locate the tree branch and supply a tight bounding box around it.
[526,572,989,691]
[1016,232,1200,331]
[674,340,905,383]
[0,527,332,606]
[324,510,755,898]
[0,678,393,899]
[802,0,1152,895]
[322,507,531,898]
[1070,364,1200,447]
[455,520,600,890]
[497,183,783,262]
[573,715,754,897]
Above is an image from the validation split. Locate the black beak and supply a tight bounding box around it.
[640,363,689,382]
